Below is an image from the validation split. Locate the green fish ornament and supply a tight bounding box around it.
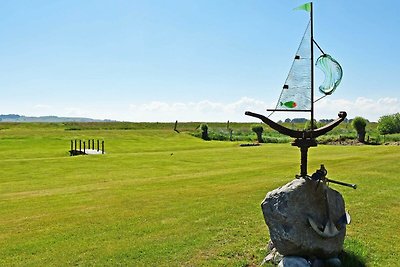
[280,101,297,108]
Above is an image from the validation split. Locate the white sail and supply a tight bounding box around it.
[274,20,312,111]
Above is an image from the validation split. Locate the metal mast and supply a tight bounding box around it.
[310,2,315,132]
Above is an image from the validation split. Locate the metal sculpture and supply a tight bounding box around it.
[245,2,356,239]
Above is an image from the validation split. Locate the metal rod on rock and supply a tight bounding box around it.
[327,178,357,189]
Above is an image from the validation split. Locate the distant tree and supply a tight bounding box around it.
[251,125,264,143]
[200,124,210,140]
[319,119,334,123]
[377,113,400,135]
[292,118,307,123]
[285,118,291,123]
[352,116,367,143]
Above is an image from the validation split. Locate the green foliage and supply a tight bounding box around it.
[304,119,322,130]
[200,124,210,140]
[191,124,289,143]
[316,133,356,144]
[351,117,367,142]
[251,124,263,134]
[251,124,264,143]
[351,117,367,133]
[383,133,400,142]
[187,121,400,145]
[377,113,400,135]
[0,123,399,266]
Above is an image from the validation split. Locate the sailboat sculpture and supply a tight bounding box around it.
[245,2,347,177]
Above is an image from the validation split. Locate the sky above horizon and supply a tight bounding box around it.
[0,0,399,122]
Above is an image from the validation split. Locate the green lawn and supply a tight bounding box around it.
[0,123,399,266]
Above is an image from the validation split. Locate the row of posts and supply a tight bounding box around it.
[70,139,104,156]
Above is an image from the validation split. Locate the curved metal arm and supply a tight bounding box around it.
[245,111,305,138]
[244,111,347,139]
[313,111,347,137]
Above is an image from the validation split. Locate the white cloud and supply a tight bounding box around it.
[126,96,399,122]
[3,96,398,122]
[315,97,399,121]
[127,97,270,122]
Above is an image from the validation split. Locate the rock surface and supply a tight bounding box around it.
[278,256,310,267]
[261,177,346,258]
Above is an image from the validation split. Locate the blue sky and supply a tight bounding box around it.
[0,0,399,122]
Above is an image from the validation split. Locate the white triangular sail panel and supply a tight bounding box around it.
[275,20,311,111]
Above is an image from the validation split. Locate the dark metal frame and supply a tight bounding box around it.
[245,111,347,177]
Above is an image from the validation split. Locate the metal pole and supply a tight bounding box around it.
[310,2,315,132]
[88,139,90,149]
[79,140,82,152]
[102,141,104,154]
[92,139,94,150]
[70,140,73,156]
[97,140,99,151]
[83,141,86,154]
[300,146,308,177]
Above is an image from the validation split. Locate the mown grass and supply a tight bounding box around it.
[0,122,399,266]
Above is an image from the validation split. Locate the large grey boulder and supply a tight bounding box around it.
[261,177,346,258]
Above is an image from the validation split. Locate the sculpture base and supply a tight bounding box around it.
[261,177,346,258]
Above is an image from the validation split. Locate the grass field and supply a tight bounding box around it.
[0,123,399,266]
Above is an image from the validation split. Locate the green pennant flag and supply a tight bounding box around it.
[294,2,311,12]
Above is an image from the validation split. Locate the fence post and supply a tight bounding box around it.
[102,141,104,154]
[79,140,82,152]
[70,140,73,156]
[174,120,179,133]
[74,140,77,151]
[83,141,86,154]
[88,139,90,149]
[97,140,99,151]
[92,139,94,150]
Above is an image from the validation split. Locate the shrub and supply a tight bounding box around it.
[251,125,264,143]
[377,113,400,135]
[351,117,367,143]
[200,124,210,140]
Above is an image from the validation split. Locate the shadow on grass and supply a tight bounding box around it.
[340,250,366,267]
